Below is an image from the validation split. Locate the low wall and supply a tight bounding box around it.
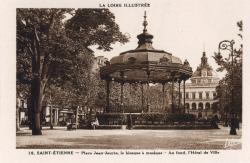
[78,124,219,130]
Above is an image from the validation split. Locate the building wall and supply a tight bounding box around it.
[92,56,108,73]
[179,52,220,118]
[180,83,218,118]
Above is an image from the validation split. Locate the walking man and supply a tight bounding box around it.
[229,113,239,135]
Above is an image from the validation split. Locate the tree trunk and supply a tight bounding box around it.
[31,78,45,135]
[30,27,48,135]
[33,112,42,135]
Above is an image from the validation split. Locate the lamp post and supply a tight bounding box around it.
[217,39,237,135]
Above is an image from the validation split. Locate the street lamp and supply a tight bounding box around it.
[217,40,237,135]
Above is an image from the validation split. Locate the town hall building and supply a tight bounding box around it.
[181,51,220,118]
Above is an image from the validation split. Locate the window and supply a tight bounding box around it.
[199,92,203,99]
[186,92,189,99]
[192,103,196,110]
[198,103,203,110]
[185,103,190,109]
[213,92,217,99]
[205,103,210,110]
[206,92,209,99]
[192,92,196,99]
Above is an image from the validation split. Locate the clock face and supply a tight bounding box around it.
[202,70,207,77]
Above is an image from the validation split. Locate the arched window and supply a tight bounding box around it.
[198,103,203,110]
[205,103,210,110]
[185,103,190,110]
[192,103,196,110]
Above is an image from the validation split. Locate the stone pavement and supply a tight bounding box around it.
[16,126,241,149]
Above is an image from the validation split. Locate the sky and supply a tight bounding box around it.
[91,0,243,79]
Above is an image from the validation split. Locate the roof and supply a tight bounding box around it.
[110,14,182,65]
[191,51,219,84]
[100,12,192,83]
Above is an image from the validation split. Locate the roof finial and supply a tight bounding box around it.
[203,42,206,52]
[202,42,206,57]
[136,11,154,50]
[143,11,148,33]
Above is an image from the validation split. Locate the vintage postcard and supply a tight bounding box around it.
[0,0,250,163]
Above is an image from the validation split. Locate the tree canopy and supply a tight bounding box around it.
[213,21,242,120]
[16,8,129,135]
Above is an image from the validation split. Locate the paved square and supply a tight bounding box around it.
[16,126,241,149]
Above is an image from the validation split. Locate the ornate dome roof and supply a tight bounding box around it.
[110,11,182,65]
[100,12,192,83]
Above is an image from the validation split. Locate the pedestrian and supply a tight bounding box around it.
[91,117,99,130]
[210,115,219,129]
[95,117,99,126]
[91,121,95,130]
[229,113,238,135]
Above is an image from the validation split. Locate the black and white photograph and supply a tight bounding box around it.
[1,0,250,163]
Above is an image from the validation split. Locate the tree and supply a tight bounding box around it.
[213,21,242,120]
[16,9,128,135]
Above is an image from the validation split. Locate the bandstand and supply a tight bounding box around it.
[100,12,193,114]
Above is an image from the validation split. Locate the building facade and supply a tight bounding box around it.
[16,97,29,125]
[92,56,108,73]
[181,52,220,118]
[42,106,87,126]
